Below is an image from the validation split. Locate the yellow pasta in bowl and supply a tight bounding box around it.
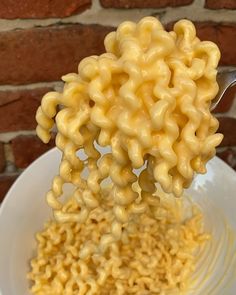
[27,17,225,294]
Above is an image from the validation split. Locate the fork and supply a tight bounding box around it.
[211,70,236,111]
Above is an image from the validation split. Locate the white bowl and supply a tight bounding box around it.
[0,147,236,295]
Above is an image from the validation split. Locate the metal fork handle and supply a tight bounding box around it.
[210,70,236,111]
[217,70,236,87]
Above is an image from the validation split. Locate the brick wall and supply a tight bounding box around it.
[0,0,235,202]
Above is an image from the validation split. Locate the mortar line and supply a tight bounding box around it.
[0,0,235,32]
[0,171,21,176]
[217,146,236,152]
[0,66,235,91]
[0,130,37,143]
[0,81,63,91]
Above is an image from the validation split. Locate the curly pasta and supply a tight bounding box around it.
[29,17,222,294]
[28,190,209,295]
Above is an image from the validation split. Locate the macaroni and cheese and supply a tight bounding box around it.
[28,17,223,294]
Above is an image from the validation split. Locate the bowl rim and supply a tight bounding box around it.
[0,147,59,217]
[0,147,236,218]
[0,147,236,295]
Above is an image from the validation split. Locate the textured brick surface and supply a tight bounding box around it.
[205,0,236,9]
[0,0,91,19]
[166,22,236,66]
[0,87,52,132]
[217,148,236,171]
[0,143,5,173]
[0,175,18,203]
[11,135,55,169]
[100,0,193,8]
[218,117,236,146]
[0,24,113,85]
[213,85,236,113]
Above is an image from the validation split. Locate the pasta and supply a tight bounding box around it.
[28,189,210,294]
[28,17,223,294]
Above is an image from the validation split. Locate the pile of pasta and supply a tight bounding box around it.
[28,17,223,294]
[28,189,209,294]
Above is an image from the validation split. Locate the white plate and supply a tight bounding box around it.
[0,147,236,295]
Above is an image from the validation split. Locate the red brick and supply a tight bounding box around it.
[217,148,236,171]
[11,135,55,169]
[213,84,236,113]
[197,23,236,66]
[0,24,113,85]
[166,22,236,66]
[218,117,236,146]
[0,175,18,203]
[0,87,52,132]
[0,0,91,19]
[205,0,236,9]
[100,0,193,8]
[0,143,5,173]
